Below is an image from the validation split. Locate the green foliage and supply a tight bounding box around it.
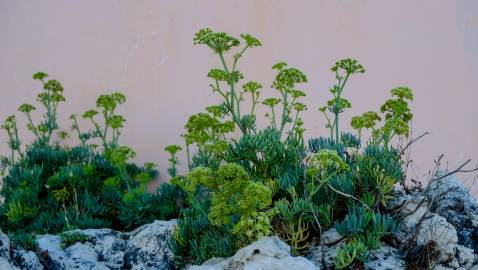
[351,87,414,147]
[0,30,417,269]
[227,127,306,187]
[183,110,234,169]
[356,144,404,207]
[8,231,37,251]
[1,116,22,165]
[194,28,262,134]
[266,62,308,137]
[79,92,126,152]
[118,183,186,230]
[275,192,314,253]
[18,72,66,146]
[335,239,369,269]
[0,72,184,250]
[334,206,396,250]
[0,142,176,244]
[320,58,365,142]
[351,111,381,141]
[193,28,308,139]
[60,231,91,248]
[179,163,273,244]
[165,144,182,177]
[165,29,416,265]
[168,198,237,267]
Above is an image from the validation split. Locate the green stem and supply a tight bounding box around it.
[334,73,350,142]
[218,52,246,134]
[279,90,289,136]
[186,143,192,170]
[290,110,300,137]
[270,106,277,130]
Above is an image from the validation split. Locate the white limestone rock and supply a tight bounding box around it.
[188,236,319,270]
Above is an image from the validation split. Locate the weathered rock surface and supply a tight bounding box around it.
[365,245,405,270]
[386,173,478,269]
[0,229,19,270]
[1,220,175,270]
[308,241,342,269]
[416,213,458,261]
[320,228,343,246]
[426,173,478,251]
[188,236,319,270]
[38,220,175,270]
[11,250,44,270]
[124,220,176,270]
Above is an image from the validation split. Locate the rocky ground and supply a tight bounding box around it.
[0,220,176,270]
[2,174,478,269]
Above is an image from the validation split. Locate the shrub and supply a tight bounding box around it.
[60,231,91,248]
[334,206,397,249]
[169,28,415,266]
[334,239,369,269]
[176,163,273,244]
[168,197,237,267]
[0,72,184,249]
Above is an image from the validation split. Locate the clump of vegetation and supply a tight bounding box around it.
[168,28,415,267]
[60,231,91,248]
[168,197,238,267]
[0,72,185,249]
[404,241,440,270]
[334,238,369,269]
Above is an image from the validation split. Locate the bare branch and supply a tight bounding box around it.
[400,131,430,156]
[326,183,373,212]
[431,159,478,182]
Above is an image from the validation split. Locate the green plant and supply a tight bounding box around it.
[227,127,306,187]
[183,109,234,169]
[179,163,273,244]
[60,231,91,248]
[351,87,414,147]
[335,238,369,269]
[0,72,183,249]
[265,62,308,137]
[18,72,66,146]
[356,144,404,208]
[79,92,126,152]
[320,59,365,142]
[8,231,37,251]
[165,144,182,177]
[334,207,371,237]
[194,28,308,139]
[194,28,261,134]
[275,193,314,253]
[169,29,415,268]
[1,116,22,165]
[334,206,396,251]
[168,197,237,267]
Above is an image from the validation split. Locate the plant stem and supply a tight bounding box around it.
[218,52,246,134]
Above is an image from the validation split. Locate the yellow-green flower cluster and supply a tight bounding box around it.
[183,163,273,243]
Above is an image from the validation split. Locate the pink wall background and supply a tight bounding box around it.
[1,1,477,189]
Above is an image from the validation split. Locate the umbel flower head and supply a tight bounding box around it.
[194,28,240,54]
[331,58,366,75]
[194,28,261,54]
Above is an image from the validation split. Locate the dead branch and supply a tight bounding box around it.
[431,159,478,182]
[400,131,430,156]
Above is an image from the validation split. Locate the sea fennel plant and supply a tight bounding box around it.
[320,58,365,141]
[193,28,308,138]
[0,72,184,249]
[194,28,261,134]
[168,28,418,268]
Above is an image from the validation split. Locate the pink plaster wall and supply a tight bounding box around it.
[0,1,477,189]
